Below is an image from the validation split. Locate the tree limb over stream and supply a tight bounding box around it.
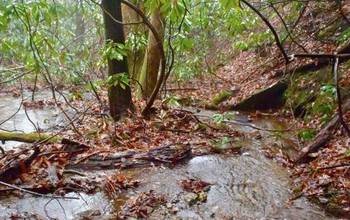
[0,131,60,144]
[0,131,90,152]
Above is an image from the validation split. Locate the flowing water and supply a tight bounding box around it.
[0,93,337,219]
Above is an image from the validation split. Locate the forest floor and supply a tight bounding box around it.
[2,43,350,218]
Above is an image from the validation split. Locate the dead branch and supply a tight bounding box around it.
[0,146,40,182]
[0,131,91,151]
[0,180,79,199]
[287,42,350,75]
[269,3,308,53]
[67,143,191,170]
[281,2,308,43]
[291,53,350,59]
[241,0,289,63]
[295,99,350,164]
[333,57,350,137]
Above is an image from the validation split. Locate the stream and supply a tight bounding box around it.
[0,92,336,219]
[0,91,65,150]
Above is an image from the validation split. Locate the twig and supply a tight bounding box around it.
[165,88,198,91]
[0,66,25,74]
[333,57,350,137]
[241,0,289,64]
[0,180,79,199]
[318,163,350,170]
[173,109,292,132]
[89,0,144,26]
[162,128,191,133]
[162,0,188,94]
[338,1,350,25]
[63,169,86,176]
[0,70,33,85]
[281,2,308,44]
[193,113,292,132]
[20,80,40,133]
[269,3,308,53]
[0,146,5,155]
[74,150,111,165]
[291,53,350,59]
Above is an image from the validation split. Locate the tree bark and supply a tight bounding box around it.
[122,2,146,81]
[139,7,164,99]
[75,0,85,45]
[102,0,133,121]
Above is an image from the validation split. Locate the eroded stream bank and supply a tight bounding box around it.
[0,93,336,219]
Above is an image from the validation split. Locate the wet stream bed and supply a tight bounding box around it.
[0,91,67,150]
[0,93,338,219]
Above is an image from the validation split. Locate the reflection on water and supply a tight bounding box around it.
[0,192,111,219]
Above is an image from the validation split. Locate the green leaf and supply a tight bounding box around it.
[163,95,181,107]
[298,129,316,141]
[219,0,239,11]
[107,73,130,90]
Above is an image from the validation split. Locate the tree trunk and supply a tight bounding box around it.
[121,2,146,82]
[75,0,85,45]
[139,7,164,99]
[101,0,133,121]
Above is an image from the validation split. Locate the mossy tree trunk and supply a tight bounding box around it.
[138,7,164,99]
[122,2,146,82]
[0,131,60,144]
[102,0,133,121]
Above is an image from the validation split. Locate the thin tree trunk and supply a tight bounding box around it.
[139,8,164,99]
[122,2,146,82]
[101,0,133,121]
[75,0,85,46]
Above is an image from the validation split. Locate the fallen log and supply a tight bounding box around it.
[294,99,350,164]
[0,131,90,149]
[0,131,90,182]
[67,143,192,170]
[0,147,39,182]
[294,115,340,164]
[0,131,61,144]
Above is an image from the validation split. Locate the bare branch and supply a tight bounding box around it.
[241,0,290,63]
